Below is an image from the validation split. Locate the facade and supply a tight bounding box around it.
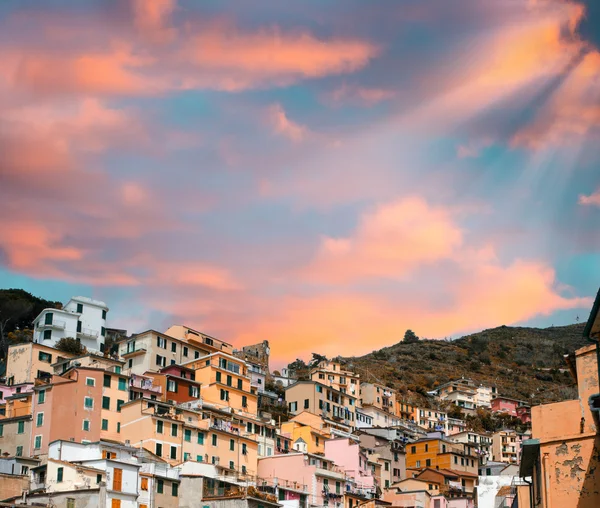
[0,396,33,459]
[520,333,600,507]
[437,380,477,411]
[233,340,271,381]
[451,431,491,464]
[360,383,397,415]
[396,401,416,422]
[490,397,522,417]
[280,418,329,454]
[490,430,519,464]
[310,360,360,397]
[286,381,357,429]
[356,409,374,429]
[360,405,401,428]
[32,296,108,353]
[5,343,74,385]
[474,385,496,408]
[147,364,201,405]
[165,325,234,354]
[119,329,214,376]
[413,407,449,434]
[324,437,378,497]
[358,431,406,487]
[446,418,467,436]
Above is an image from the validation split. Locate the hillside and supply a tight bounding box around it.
[345,323,589,407]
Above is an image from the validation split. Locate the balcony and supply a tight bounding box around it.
[130,376,161,393]
[39,319,66,331]
[122,348,146,358]
[77,327,99,339]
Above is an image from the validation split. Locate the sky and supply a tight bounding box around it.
[1,0,599,365]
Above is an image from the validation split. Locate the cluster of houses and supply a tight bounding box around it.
[0,293,599,508]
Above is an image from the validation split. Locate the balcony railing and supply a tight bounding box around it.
[130,377,162,393]
[40,319,66,331]
[77,328,99,339]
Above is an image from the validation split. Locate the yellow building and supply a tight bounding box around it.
[280,417,329,454]
[5,343,75,385]
[184,352,258,416]
[310,359,360,397]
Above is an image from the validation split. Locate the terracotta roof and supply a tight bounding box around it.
[497,485,513,497]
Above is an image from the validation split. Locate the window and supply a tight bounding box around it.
[289,401,298,412]
[426,459,431,467]
[171,424,178,437]
[84,397,94,409]
[230,439,235,451]
[242,395,248,408]
[85,377,95,387]
[113,468,123,491]
[195,351,200,359]
[189,385,199,398]
[170,446,177,459]
[156,443,163,457]
[128,359,132,369]
[171,342,177,353]
[83,420,90,431]
[425,444,428,452]
[167,380,178,393]
[117,422,121,433]
[38,390,46,404]
[229,460,235,470]
[101,327,106,337]
[34,435,42,449]
[197,431,205,444]
[454,456,458,464]
[226,375,232,387]
[115,366,121,374]
[157,337,167,349]
[411,446,416,454]
[156,355,166,367]
[185,429,192,442]
[102,419,108,431]
[17,421,25,434]
[172,482,179,496]
[16,446,23,457]
[242,443,247,455]
[117,400,124,412]
[220,389,229,401]
[38,352,52,363]
[43,329,52,341]
[77,320,82,333]
[102,396,110,410]
[385,462,389,471]
[216,371,222,383]
[0,424,3,437]
[242,465,247,474]
[36,413,44,427]
[21,466,29,475]
[212,434,218,446]
[67,499,76,508]
[118,377,127,391]
[416,460,421,467]
[76,303,84,313]
[157,479,164,494]
[57,467,64,482]
[316,385,323,393]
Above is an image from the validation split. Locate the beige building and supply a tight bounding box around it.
[310,359,360,397]
[286,380,358,429]
[0,404,32,458]
[360,383,397,415]
[491,429,519,464]
[5,343,74,385]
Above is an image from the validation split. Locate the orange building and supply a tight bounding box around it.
[405,438,478,494]
[184,352,258,416]
[29,365,128,458]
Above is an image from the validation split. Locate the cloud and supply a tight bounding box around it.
[579,188,600,206]
[305,197,462,283]
[268,103,307,142]
[132,0,176,42]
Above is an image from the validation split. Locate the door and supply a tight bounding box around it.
[112,468,122,492]
[111,500,121,508]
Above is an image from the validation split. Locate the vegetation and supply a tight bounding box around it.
[345,323,587,407]
[0,289,61,360]
[404,329,419,343]
[55,337,86,355]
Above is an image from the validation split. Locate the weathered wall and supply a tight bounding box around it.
[23,488,103,507]
[542,436,600,508]
[0,472,29,501]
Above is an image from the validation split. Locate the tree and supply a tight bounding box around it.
[404,329,419,343]
[55,337,86,355]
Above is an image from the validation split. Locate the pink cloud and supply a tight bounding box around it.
[579,188,600,207]
[305,197,462,283]
[268,103,307,142]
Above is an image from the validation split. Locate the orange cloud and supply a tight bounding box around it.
[579,188,600,206]
[305,197,462,283]
[133,0,176,41]
[268,103,307,142]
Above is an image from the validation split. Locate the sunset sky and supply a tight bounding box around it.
[1,0,599,364]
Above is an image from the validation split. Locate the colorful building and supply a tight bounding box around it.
[5,342,74,385]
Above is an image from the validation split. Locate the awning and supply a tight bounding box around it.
[519,439,540,478]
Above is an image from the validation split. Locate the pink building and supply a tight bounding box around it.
[324,437,377,497]
[515,405,531,425]
[490,397,521,417]
[258,452,346,508]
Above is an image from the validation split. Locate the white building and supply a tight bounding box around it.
[356,409,374,429]
[414,407,449,434]
[475,385,496,408]
[359,405,401,428]
[45,440,142,508]
[33,296,108,353]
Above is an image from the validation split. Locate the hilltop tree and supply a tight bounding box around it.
[404,329,419,343]
[55,337,86,355]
